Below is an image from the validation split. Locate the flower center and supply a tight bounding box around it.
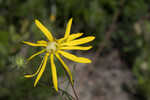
[46,42,57,52]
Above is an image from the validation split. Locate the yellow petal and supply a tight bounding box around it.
[57,37,65,43]
[57,33,83,43]
[37,40,47,44]
[64,18,73,39]
[34,53,49,87]
[55,53,73,85]
[50,54,58,91]
[68,33,83,41]
[24,56,45,78]
[35,19,54,41]
[60,46,92,50]
[58,50,91,63]
[61,36,95,46]
[27,49,45,61]
[23,41,47,47]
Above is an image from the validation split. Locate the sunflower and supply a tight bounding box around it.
[23,18,95,91]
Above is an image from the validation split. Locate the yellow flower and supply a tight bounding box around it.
[23,18,95,91]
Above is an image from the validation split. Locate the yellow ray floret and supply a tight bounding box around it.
[24,57,45,78]
[37,40,47,44]
[23,41,47,47]
[27,49,45,61]
[55,53,73,85]
[58,50,91,63]
[50,54,58,91]
[60,46,92,50]
[34,53,49,87]
[64,18,73,40]
[61,36,95,46]
[58,33,83,43]
[35,19,54,41]
[68,33,84,41]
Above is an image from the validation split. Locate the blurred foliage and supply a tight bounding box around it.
[1,0,150,99]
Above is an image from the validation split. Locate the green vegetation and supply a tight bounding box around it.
[1,0,150,99]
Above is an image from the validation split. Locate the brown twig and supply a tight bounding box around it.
[64,69,79,100]
[92,0,125,65]
[70,81,79,100]
[58,62,79,100]
[58,88,75,100]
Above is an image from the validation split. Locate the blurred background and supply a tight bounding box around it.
[0,0,150,100]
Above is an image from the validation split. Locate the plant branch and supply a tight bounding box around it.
[92,0,125,65]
